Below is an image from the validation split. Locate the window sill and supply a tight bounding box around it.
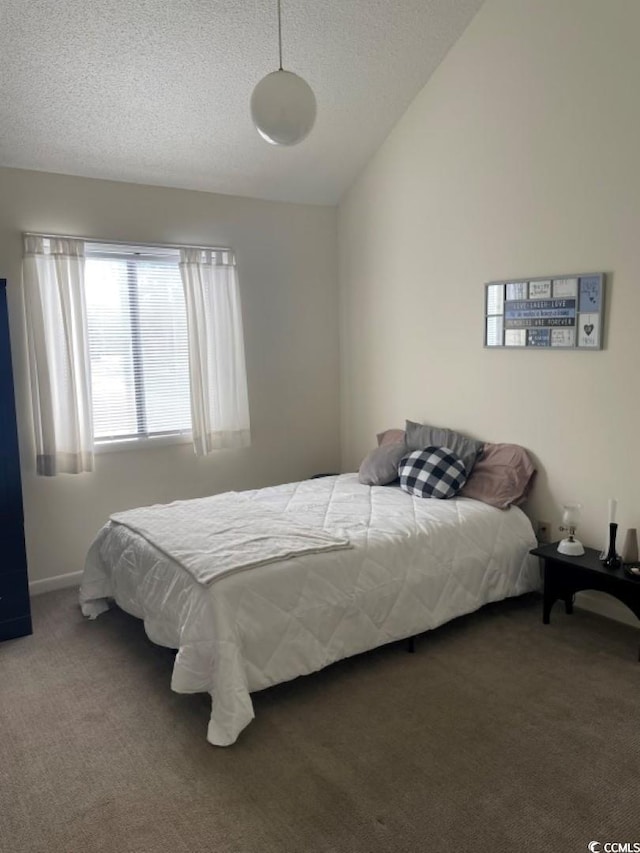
[94,433,193,454]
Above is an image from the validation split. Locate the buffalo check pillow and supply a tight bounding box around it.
[399,447,467,499]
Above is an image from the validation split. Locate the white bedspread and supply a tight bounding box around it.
[79,474,539,746]
[110,493,351,586]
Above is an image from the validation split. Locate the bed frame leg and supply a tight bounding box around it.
[406,636,416,654]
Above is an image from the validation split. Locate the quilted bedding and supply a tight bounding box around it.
[109,492,351,585]
[79,474,539,746]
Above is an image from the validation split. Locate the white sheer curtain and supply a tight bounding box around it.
[23,236,94,475]
[179,248,251,455]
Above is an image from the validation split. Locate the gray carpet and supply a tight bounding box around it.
[0,589,638,853]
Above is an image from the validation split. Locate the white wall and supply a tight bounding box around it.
[0,167,340,585]
[339,0,640,572]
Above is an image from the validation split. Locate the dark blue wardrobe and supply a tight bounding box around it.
[0,279,32,640]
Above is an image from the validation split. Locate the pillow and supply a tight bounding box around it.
[458,443,536,509]
[359,443,407,486]
[405,420,483,478]
[398,447,467,499]
[376,428,405,447]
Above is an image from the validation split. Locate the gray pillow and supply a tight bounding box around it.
[405,420,483,478]
[358,442,407,486]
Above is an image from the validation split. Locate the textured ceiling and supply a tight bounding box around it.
[0,0,483,205]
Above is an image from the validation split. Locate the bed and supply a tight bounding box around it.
[79,473,539,746]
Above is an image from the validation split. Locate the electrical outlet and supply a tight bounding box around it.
[537,520,551,544]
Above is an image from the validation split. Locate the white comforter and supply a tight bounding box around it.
[79,474,539,746]
[110,493,351,585]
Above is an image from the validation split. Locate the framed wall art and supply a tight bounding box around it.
[484,273,605,350]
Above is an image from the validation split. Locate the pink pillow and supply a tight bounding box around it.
[458,443,536,509]
[376,428,405,447]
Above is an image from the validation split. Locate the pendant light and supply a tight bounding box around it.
[250,0,317,146]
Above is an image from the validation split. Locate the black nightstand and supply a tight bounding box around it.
[530,541,640,659]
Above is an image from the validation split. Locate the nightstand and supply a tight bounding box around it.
[530,542,640,659]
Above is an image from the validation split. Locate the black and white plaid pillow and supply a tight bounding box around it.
[398,446,467,499]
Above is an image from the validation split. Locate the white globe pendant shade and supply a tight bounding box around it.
[250,69,317,146]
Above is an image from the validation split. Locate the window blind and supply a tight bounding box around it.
[84,243,191,442]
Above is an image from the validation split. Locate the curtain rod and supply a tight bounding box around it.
[23,232,232,253]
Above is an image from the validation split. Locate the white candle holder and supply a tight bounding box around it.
[557,503,585,556]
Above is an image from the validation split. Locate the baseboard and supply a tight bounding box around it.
[574,590,638,628]
[29,571,82,596]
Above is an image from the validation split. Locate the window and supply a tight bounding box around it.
[23,233,249,471]
[84,243,191,444]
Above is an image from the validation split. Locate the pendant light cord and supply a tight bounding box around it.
[277,0,283,70]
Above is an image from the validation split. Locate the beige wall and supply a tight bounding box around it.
[0,167,340,584]
[339,0,640,559]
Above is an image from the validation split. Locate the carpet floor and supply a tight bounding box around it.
[0,588,638,853]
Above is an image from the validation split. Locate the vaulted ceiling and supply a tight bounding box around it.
[0,0,483,204]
